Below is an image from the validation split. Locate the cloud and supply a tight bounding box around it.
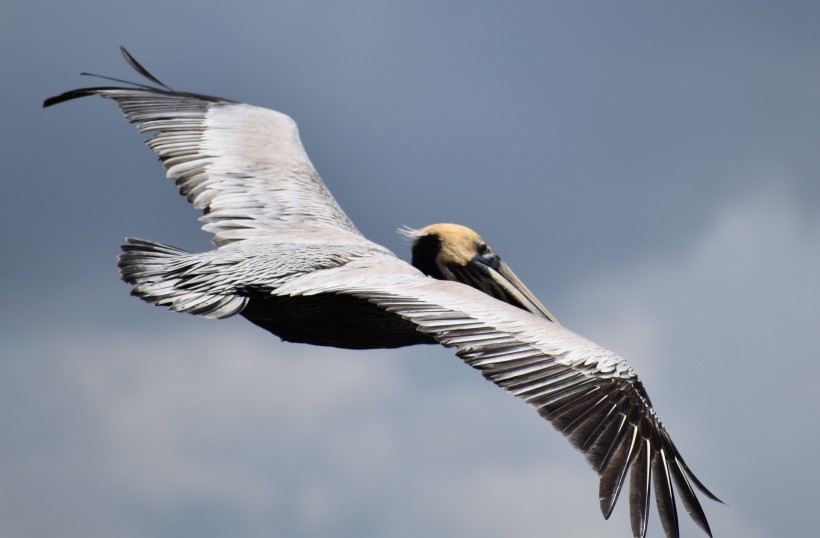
[4,181,817,537]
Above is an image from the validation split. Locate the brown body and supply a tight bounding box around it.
[242,292,433,348]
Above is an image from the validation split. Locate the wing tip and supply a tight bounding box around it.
[43,45,173,109]
[43,88,96,108]
[119,45,172,89]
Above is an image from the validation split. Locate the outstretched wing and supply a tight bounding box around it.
[44,46,360,246]
[278,262,720,538]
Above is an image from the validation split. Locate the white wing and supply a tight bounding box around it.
[44,46,360,246]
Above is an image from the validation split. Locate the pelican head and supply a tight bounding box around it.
[403,223,558,323]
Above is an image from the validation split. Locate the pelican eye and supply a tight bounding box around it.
[474,241,500,269]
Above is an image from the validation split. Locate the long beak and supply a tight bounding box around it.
[448,259,559,323]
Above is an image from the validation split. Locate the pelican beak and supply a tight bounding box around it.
[448,255,559,324]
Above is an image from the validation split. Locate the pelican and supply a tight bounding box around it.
[45,47,720,538]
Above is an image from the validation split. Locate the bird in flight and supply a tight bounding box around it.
[45,47,720,538]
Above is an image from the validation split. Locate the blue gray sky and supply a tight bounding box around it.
[3,2,820,537]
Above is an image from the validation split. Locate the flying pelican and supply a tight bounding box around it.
[44,47,720,538]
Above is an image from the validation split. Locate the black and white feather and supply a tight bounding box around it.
[45,47,721,537]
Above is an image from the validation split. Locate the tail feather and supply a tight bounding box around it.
[118,237,247,319]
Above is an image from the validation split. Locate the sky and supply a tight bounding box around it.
[2,1,820,537]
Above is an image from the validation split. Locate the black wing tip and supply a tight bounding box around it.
[119,45,172,89]
[694,480,724,505]
[43,89,89,108]
[44,46,233,109]
[118,44,133,61]
[653,443,723,538]
[685,465,724,506]
[664,433,724,506]
[43,46,172,109]
[594,425,722,538]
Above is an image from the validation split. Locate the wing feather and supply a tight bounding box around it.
[599,423,639,519]
[294,273,720,538]
[653,449,680,538]
[667,440,714,537]
[630,439,652,537]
